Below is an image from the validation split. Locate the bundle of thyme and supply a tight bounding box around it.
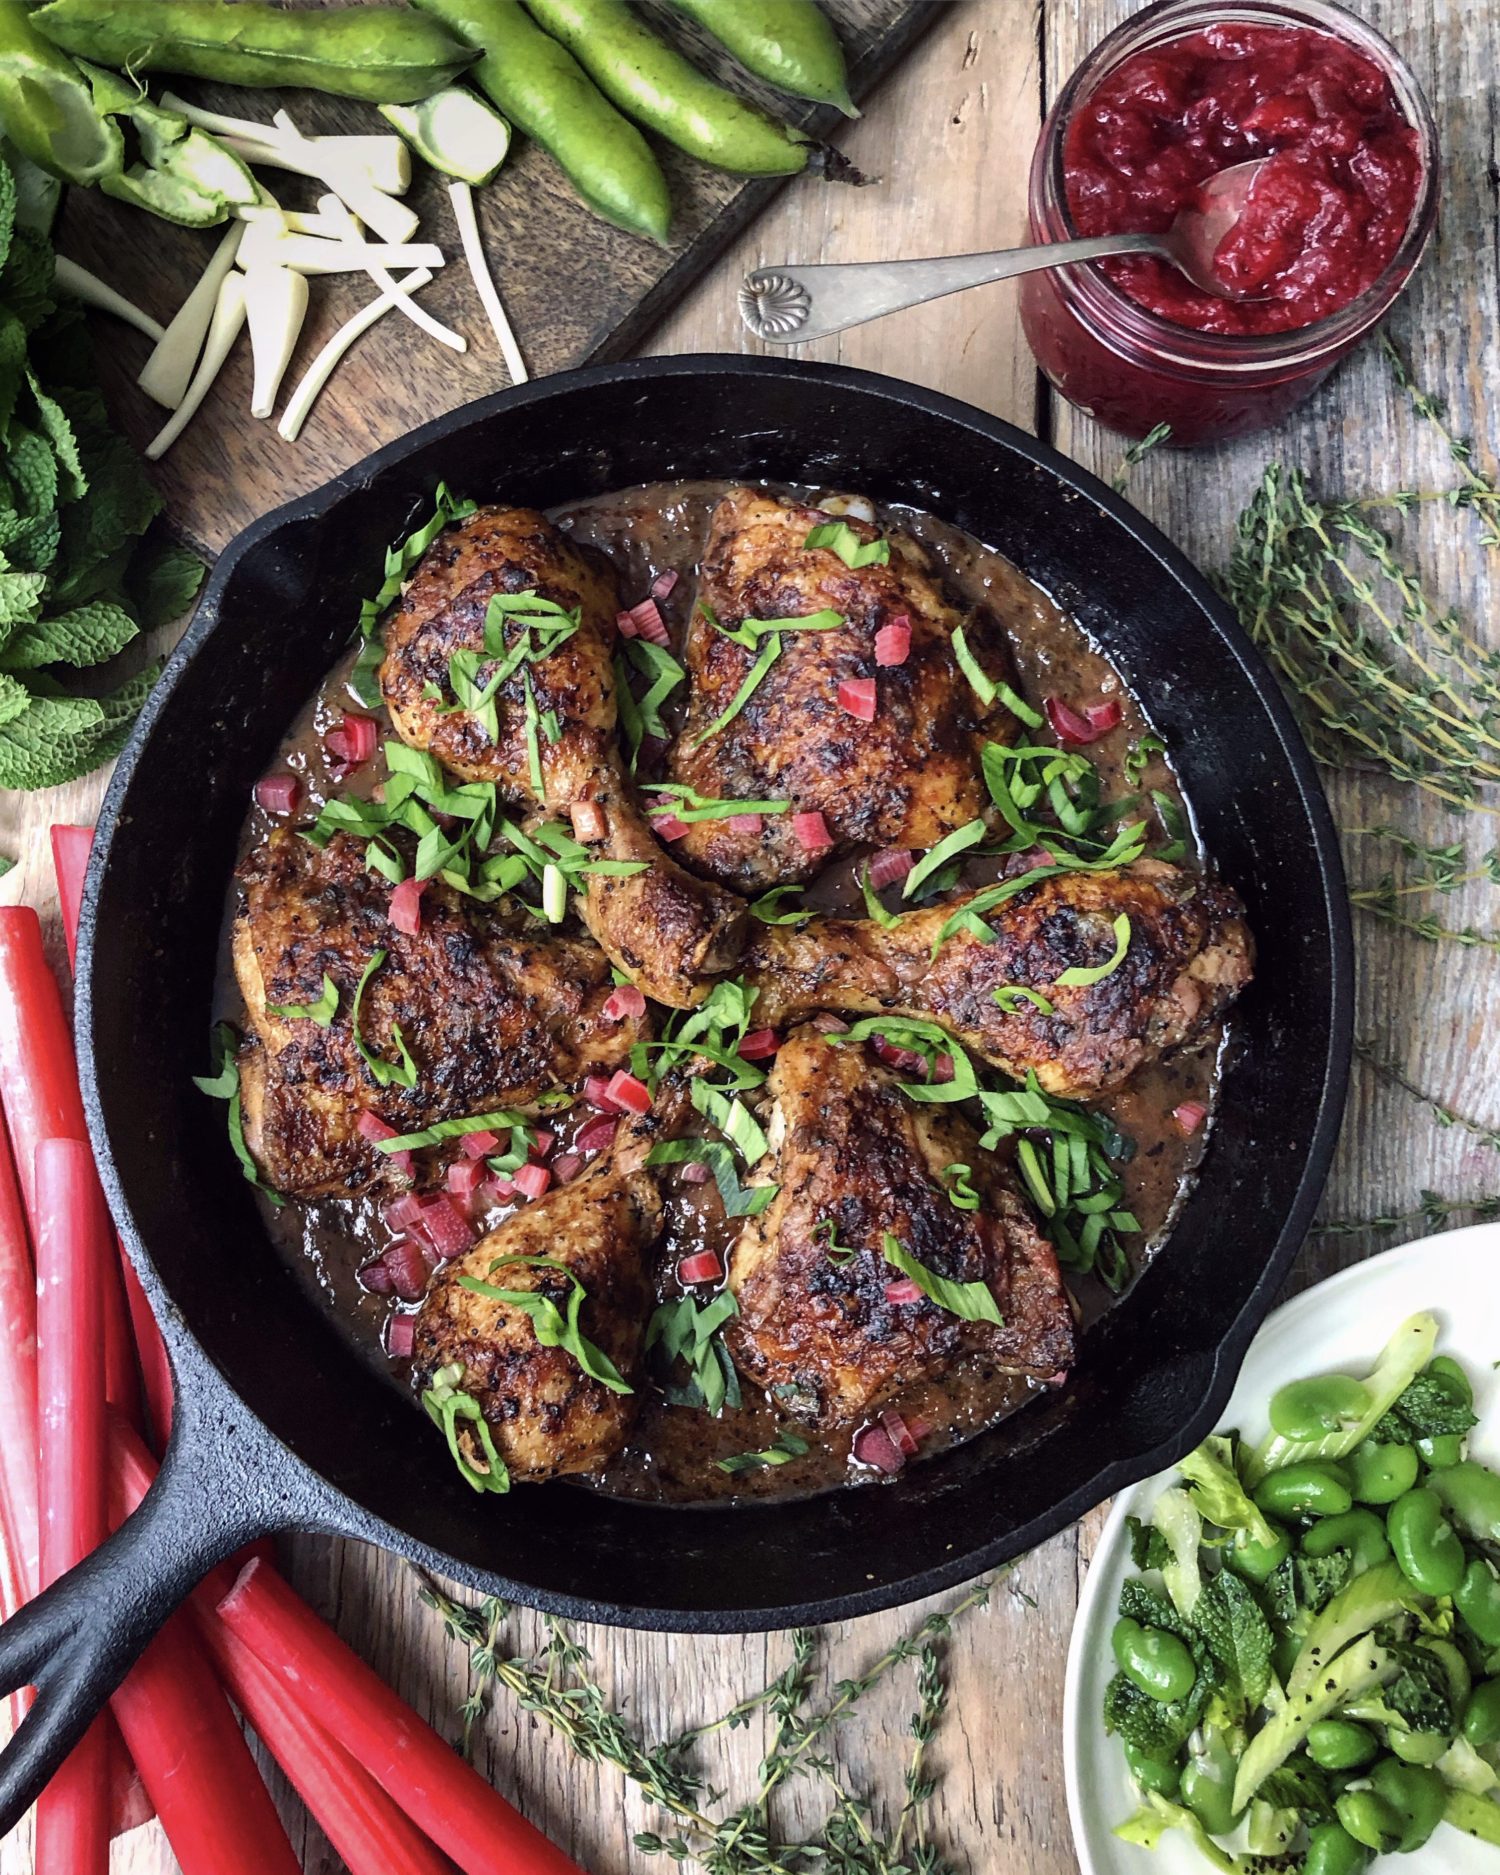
[415,1566,1013,1875]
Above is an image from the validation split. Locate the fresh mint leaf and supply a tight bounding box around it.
[125,534,205,627]
[0,599,137,671]
[1191,1570,1272,1709]
[1371,1370,1478,1443]
[1126,1514,1171,1572]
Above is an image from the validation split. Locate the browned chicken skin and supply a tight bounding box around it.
[411,1111,664,1482]
[234,830,645,1199]
[380,503,745,1007]
[744,859,1253,1100]
[728,1028,1074,1427]
[668,488,1021,892]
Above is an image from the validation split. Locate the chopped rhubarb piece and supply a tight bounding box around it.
[528,1129,554,1160]
[584,1074,619,1112]
[605,1069,652,1115]
[879,1408,919,1457]
[388,877,424,936]
[738,1028,781,1061]
[679,1161,712,1185]
[1085,698,1123,735]
[325,713,378,768]
[615,608,638,638]
[626,598,669,645]
[356,1111,398,1144]
[874,616,911,666]
[871,1035,926,1077]
[383,1238,429,1302]
[852,1423,905,1473]
[792,811,833,851]
[358,1258,395,1295]
[386,1314,416,1359]
[650,568,679,601]
[481,1176,516,1206]
[1045,695,1112,746]
[884,1277,924,1306]
[569,799,608,843]
[726,813,763,836]
[932,1054,956,1083]
[652,811,689,842]
[418,1195,474,1259]
[574,1115,619,1154]
[837,677,877,722]
[677,1250,723,1284]
[1173,1100,1208,1135]
[601,983,647,1022]
[254,772,301,817]
[447,1158,486,1201]
[812,1012,849,1034]
[867,846,913,889]
[460,1130,499,1159]
[381,1192,425,1232]
[513,1161,551,1202]
[552,1153,585,1185]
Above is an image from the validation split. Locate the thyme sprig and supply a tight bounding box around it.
[414,1566,1014,1875]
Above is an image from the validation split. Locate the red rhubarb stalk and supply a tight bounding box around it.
[218,1557,583,1875]
[48,826,93,972]
[0,1107,38,1601]
[33,1139,111,1875]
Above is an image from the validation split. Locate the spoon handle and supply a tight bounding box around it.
[739,234,1161,344]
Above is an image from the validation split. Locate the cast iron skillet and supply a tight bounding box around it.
[0,355,1352,1830]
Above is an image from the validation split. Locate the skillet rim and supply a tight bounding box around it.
[76,352,1353,1630]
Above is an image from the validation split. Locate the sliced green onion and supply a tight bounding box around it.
[372,1107,526,1154]
[882,1234,1002,1325]
[421,1363,510,1494]
[941,1163,981,1212]
[192,1022,284,1206]
[802,520,890,568]
[716,1429,809,1474]
[993,985,1055,1015]
[951,625,1043,727]
[902,819,986,900]
[691,1078,769,1165]
[351,948,418,1089]
[540,861,567,923]
[645,1138,776,1217]
[266,972,339,1026]
[859,862,898,928]
[1015,1139,1056,1216]
[1055,913,1131,987]
[693,632,781,746]
[648,783,791,823]
[458,1254,632,1394]
[749,885,813,925]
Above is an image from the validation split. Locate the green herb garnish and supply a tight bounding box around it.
[422,1362,510,1495]
[458,1254,632,1395]
[646,1290,740,1415]
[370,1108,526,1154]
[902,818,986,900]
[692,606,845,746]
[749,885,814,925]
[882,1232,1003,1325]
[351,948,418,1090]
[950,625,1043,727]
[192,1021,284,1207]
[941,1164,981,1212]
[645,1138,777,1217]
[802,520,890,568]
[1055,913,1131,987]
[859,861,899,928]
[993,985,1055,1015]
[716,1429,810,1475]
[1124,734,1166,787]
[352,482,476,706]
[647,782,791,824]
[930,820,1147,955]
[815,1218,858,1260]
[265,972,339,1027]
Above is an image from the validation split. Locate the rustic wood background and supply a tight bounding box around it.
[3,0,1498,1870]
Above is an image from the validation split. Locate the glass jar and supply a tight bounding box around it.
[1019,0,1439,445]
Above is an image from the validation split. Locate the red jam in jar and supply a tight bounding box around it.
[1063,23,1422,336]
[1019,1,1437,445]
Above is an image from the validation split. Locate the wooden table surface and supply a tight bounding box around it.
[3,1,1498,1870]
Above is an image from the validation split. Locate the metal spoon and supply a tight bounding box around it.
[738,157,1267,345]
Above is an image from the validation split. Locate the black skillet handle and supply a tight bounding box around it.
[0,1353,324,1835]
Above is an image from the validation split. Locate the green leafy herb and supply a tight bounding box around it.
[370,1108,526,1155]
[993,984,1055,1015]
[351,948,418,1090]
[693,632,781,747]
[858,861,898,928]
[690,1078,769,1165]
[950,624,1043,727]
[615,638,686,766]
[646,1138,777,1218]
[1055,912,1131,988]
[1123,734,1166,787]
[1126,1514,1171,1572]
[459,1255,631,1395]
[882,1233,1002,1325]
[1370,1368,1478,1444]
[940,1163,980,1212]
[265,972,339,1027]
[815,1218,858,1260]
[716,1429,810,1475]
[352,481,476,706]
[192,1021,284,1207]
[1191,1569,1273,1712]
[931,819,1147,955]
[802,519,890,568]
[748,884,813,925]
[691,607,844,746]
[646,1290,740,1415]
[421,1362,510,1495]
[902,818,986,900]
[647,782,791,823]
[0,854,12,880]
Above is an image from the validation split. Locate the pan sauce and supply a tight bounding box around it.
[229,480,1225,1503]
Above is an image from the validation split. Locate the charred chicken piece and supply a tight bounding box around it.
[380,503,745,1008]
[744,859,1253,1100]
[233,829,645,1199]
[728,1028,1074,1428]
[667,487,1022,893]
[411,1112,664,1483]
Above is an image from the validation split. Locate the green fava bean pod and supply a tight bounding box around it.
[1456,1558,1500,1649]
[1111,1617,1196,1703]
[1463,1677,1500,1748]
[1306,1719,1380,1771]
[1335,1788,1404,1855]
[1301,1508,1392,1571]
[1369,1758,1446,1851]
[1268,1375,1372,1441]
[29,0,477,100]
[1387,1486,1466,1596]
[522,0,809,174]
[0,0,123,184]
[411,0,672,241]
[1348,1440,1418,1505]
[1122,1740,1180,1797]
[1303,1822,1371,1875]
[1253,1462,1352,1520]
[1226,1520,1292,1582]
[1430,1460,1500,1545]
[664,0,856,115]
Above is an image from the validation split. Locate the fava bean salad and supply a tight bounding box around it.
[1105,1315,1500,1871]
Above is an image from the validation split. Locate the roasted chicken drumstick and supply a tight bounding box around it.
[667,487,1023,893]
[234,830,645,1199]
[380,503,745,1007]
[744,859,1252,1099]
[728,1027,1075,1427]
